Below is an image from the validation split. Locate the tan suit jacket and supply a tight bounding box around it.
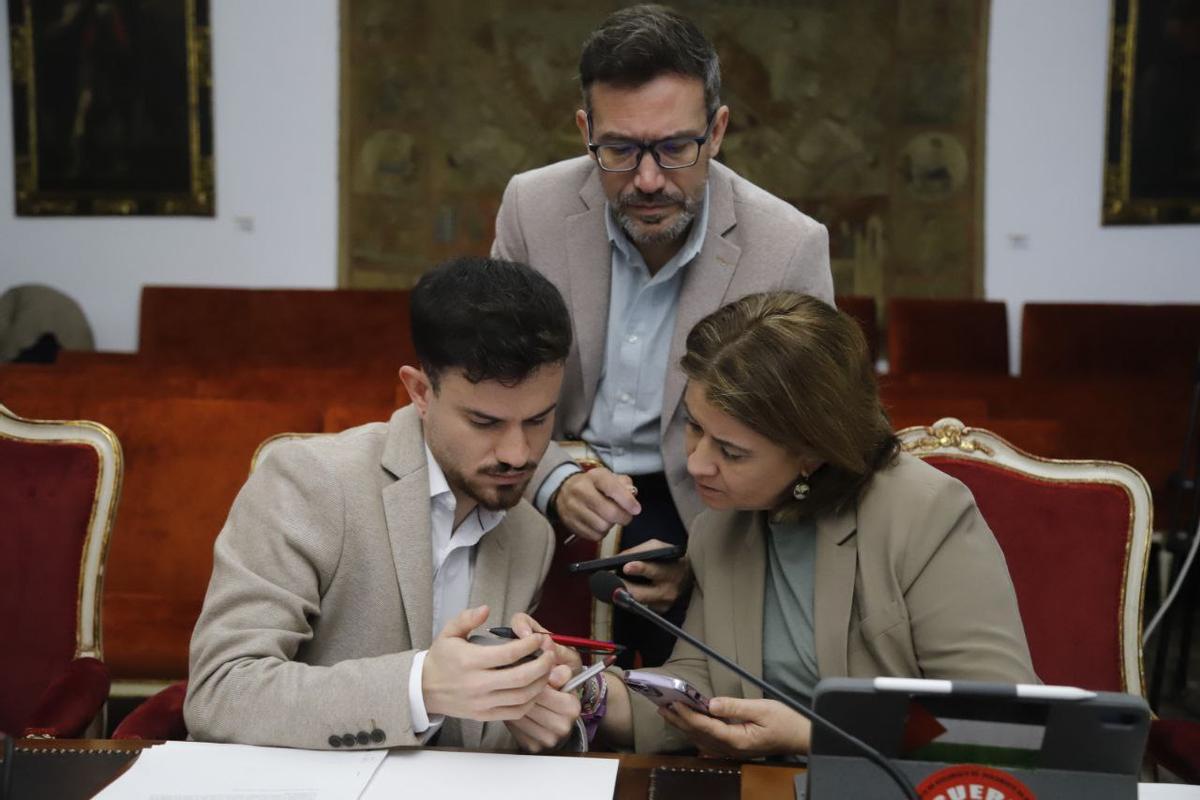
[628,453,1038,753]
[185,405,556,750]
[492,156,833,524]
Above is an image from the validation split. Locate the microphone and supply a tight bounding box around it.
[589,571,919,800]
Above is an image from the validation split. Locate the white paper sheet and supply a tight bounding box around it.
[361,749,620,800]
[1140,786,1200,799]
[93,740,387,800]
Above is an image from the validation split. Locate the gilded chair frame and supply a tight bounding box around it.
[0,404,123,664]
[897,417,1153,699]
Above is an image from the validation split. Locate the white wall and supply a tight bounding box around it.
[0,1,339,351]
[2,1,1198,356]
[986,0,1200,369]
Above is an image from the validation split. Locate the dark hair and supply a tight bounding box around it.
[579,4,721,115]
[411,256,572,388]
[680,292,899,519]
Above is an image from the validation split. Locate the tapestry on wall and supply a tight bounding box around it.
[7,0,214,216]
[340,0,988,305]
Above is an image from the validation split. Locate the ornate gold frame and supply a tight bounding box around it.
[8,0,214,216]
[899,417,1152,700]
[1103,0,1200,225]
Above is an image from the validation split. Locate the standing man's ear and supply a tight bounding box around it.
[398,365,434,418]
[576,109,593,156]
[707,105,730,158]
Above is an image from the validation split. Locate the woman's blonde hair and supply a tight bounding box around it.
[679,292,897,518]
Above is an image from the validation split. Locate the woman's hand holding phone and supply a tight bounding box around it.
[660,696,812,759]
[618,539,693,613]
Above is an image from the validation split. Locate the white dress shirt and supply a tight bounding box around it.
[408,445,506,736]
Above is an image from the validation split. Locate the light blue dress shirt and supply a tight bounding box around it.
[535,188,711,511]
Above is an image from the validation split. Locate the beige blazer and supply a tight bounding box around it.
[629,452,1037,753]
[492,155,833,525]
[185,405,556,750]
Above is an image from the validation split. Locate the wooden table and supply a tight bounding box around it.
[11,739,804,800]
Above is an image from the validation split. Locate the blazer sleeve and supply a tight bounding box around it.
[491,175,530,263]
[628,522,720,754]
[903,479,1039,684]
[780,221,834,307]
[184,444,422,749]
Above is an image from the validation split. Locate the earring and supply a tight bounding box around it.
[793,478,811,501]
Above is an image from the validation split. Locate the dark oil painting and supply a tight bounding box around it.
[1104,0,1200,225]
[8,0,213,215]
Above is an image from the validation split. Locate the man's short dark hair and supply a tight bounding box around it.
[579,4,721,116]
[410,256,572,388]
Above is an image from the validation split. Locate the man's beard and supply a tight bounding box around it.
[614,184,704,245]
[447,460,536,512]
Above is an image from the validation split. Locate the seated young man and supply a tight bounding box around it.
[185,256,581,752]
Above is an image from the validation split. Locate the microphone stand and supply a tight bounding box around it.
[609,587,919,800]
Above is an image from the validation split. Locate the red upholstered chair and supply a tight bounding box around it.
[897,417,1149,694]
[887,297,1010,375]
[897,417,1200,779]
[112,681,188,741]
[0,404,122,738]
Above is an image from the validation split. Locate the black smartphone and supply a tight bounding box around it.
[567,544,684,574]
[466,634,541,667]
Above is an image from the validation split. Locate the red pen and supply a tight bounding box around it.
[489,626,626,654]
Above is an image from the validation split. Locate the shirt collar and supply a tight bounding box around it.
[605,182,710,280]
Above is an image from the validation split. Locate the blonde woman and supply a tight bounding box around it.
[585,292,1036,758]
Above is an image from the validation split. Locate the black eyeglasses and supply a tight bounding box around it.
[586,110,717,173]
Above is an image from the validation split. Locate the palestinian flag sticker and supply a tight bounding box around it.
[917,764,1036,800]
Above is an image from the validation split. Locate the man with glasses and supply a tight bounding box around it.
[492,4,833,666]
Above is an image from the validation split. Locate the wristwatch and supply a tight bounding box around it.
[579,673,609,742]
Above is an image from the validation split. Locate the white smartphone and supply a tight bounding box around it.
[624,669,712,715]
[561,660,609,693]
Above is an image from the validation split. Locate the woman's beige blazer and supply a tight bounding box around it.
[629,452,1037,753]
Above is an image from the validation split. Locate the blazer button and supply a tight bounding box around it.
[328,735,343,748]
[356,731,370,746]
[341,733,356,748]
[371,728,386,744]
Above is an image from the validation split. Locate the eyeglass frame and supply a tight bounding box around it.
[585,109,719,173]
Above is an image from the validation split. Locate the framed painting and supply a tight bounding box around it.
[1103,0,1200,225]
[8,0,214,216]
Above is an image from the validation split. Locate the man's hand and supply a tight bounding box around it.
[504,664,583,752]
[620,538,692,613]
[422,605,556,721]
[508,612,582,672]
[660,697,811,759]
[554,468,640,542]
[504,612,583,752]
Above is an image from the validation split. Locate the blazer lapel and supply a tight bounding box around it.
[733,513,767,700]
[661,168,741,434]
[565,171,613,414]
[380,407,436,652]
[814,506,859,678]
[458,523,512,749]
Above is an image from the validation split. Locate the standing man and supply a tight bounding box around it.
[186,257,581,753]
[492,5,833,665]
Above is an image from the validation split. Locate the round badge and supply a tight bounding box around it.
[916,764,1036,800]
